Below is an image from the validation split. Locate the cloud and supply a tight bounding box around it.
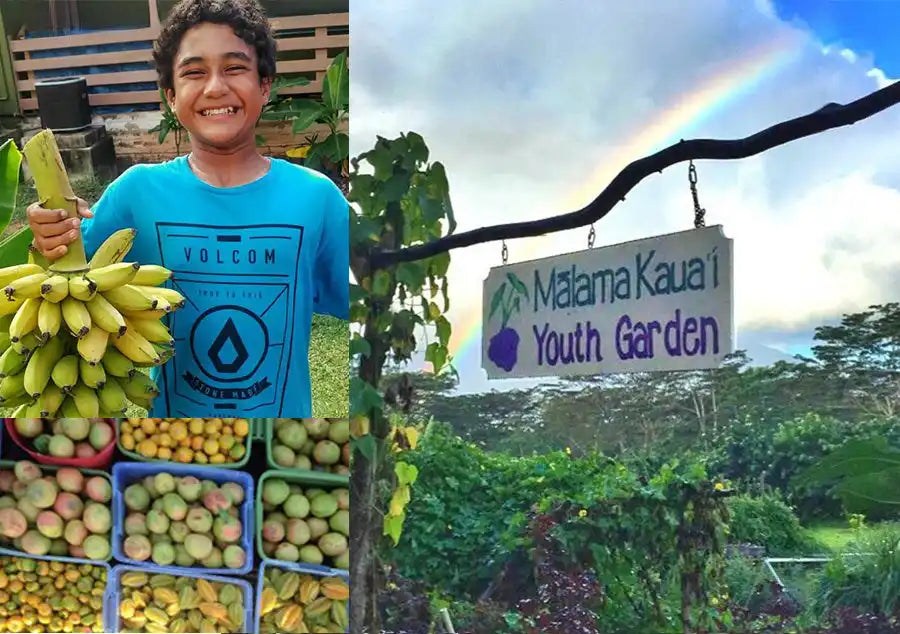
[350,0,900,391]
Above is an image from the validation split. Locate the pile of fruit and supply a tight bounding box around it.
[116,570,246,633]
[119,419,250,464]
[0,556,107,633]
[260,478,349,570]
[0,130,183,417]
[0,461,111,560]
[270,419,350,476]
[121,472,247,570]
[10,419,114,460]
[258,568,348,633]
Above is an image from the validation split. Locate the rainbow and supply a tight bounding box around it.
[444,33,803,371]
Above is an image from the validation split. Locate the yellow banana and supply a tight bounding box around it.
[150,296,172,313]
[24,400,43,417]
[97,376,127,414]
[121,308,169,320]
[89,228,136,269]
[127,392,154,411]
[126,316,173,344]
[0,330,9,354]
[132,265,173,286]
[37,381,64,416]
[0,345,28,378]
[23,336,64,398]
[0,295,25,317]
[100,347,135,378]
[112,327,160,365]
[67,274,97,301]
[135,285,186,309]
[0,263,44,287]
[11,332,39,356]
[59,395,80,417]
[77,326,109,366]
[78,357,106,389]
[121,371,160,400]
[51,354,79,392]
[86,261,140,292]
[40,274,69,303]
[37,297,61,342]
[71,382,100,417]
[0,372,27,403]
[60,296,91,338]
[9,297,42,342]
[85,293,127,335]
[11,403,29,417]
[4,272,50,300]
[103,285,158,312]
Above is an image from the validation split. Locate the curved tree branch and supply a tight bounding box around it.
[369,81,900,270]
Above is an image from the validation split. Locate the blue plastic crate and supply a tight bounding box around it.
[256,469,349,578]
[111,462,254,575]
[254,559,349,634]
[104,563,254,634]
[0,551,112,628]
[0,460,113,563]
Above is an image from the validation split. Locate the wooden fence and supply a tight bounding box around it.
[8,6,348,114]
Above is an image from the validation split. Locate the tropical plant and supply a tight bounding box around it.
[0,139,34,267]
[263,51,349,188]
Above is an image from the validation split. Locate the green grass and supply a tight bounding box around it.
[805,520,900,552]
[4,175,348,417]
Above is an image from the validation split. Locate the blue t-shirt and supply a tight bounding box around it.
[81,155,348,418]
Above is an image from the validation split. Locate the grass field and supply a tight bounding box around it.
[4,176,348,417]
[805,520,900,552]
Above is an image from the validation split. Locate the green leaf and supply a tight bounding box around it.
[395,461,419,486]
[350,215,381,244]
[0,227,35,268]
[403,131,429,167]
[0,139,22,236]
[365,144,395,182]
[429,162,456,234]
[507,272,529,300]
[349,335,372,359]
[372,270,392,296]
[383,512,405,545]
[396,262,426,293]
[425,342,448,373]
[382,171,412,203]
[435,315,451,347]
[349,284,367,303]
[255,134,266,147]
[269,99,326,131]
[267,75,310,101]
[793,439,900,489]
[489,281,507,322]
[349,377,383,417]
[427,301,440,321]
[322,50,349,112]
[157,119,171,145]
[429,251,451,278]
[317,132,349,163]
[351,434,376,461]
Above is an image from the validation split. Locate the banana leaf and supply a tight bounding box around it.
[793,438,900,512]
[0,140,32,268]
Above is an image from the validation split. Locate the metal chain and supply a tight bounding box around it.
[588,224,596,249]
[688,160,706,229]
[501,240,508,265]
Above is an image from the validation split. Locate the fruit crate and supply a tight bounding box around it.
[4,420,118,469]
[116,420,253,470]
[104,563,254,634]
[254,559,349,634]
[111,462,254,576]
[252,419,270,442]
[0,459,113,563]
[0,551,113,633]
[255,469,348,578]
[265,421,349,486]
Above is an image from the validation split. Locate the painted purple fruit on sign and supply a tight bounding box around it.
[486,272,529,372]
[488,327,519,371]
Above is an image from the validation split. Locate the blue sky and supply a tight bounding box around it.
[774,0,900,74]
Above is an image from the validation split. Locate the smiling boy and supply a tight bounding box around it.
[25,0,349,417]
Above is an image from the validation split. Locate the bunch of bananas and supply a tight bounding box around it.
[0,229,183,416]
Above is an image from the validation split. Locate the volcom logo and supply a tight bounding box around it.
[208,318,248,373]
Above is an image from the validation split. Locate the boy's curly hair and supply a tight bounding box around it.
[153,0,277,93]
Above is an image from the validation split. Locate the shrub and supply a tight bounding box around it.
[726,492,821,555]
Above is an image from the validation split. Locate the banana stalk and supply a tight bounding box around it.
[21,130,88,273]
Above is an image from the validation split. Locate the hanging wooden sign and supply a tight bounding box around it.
[481,226,734,379]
